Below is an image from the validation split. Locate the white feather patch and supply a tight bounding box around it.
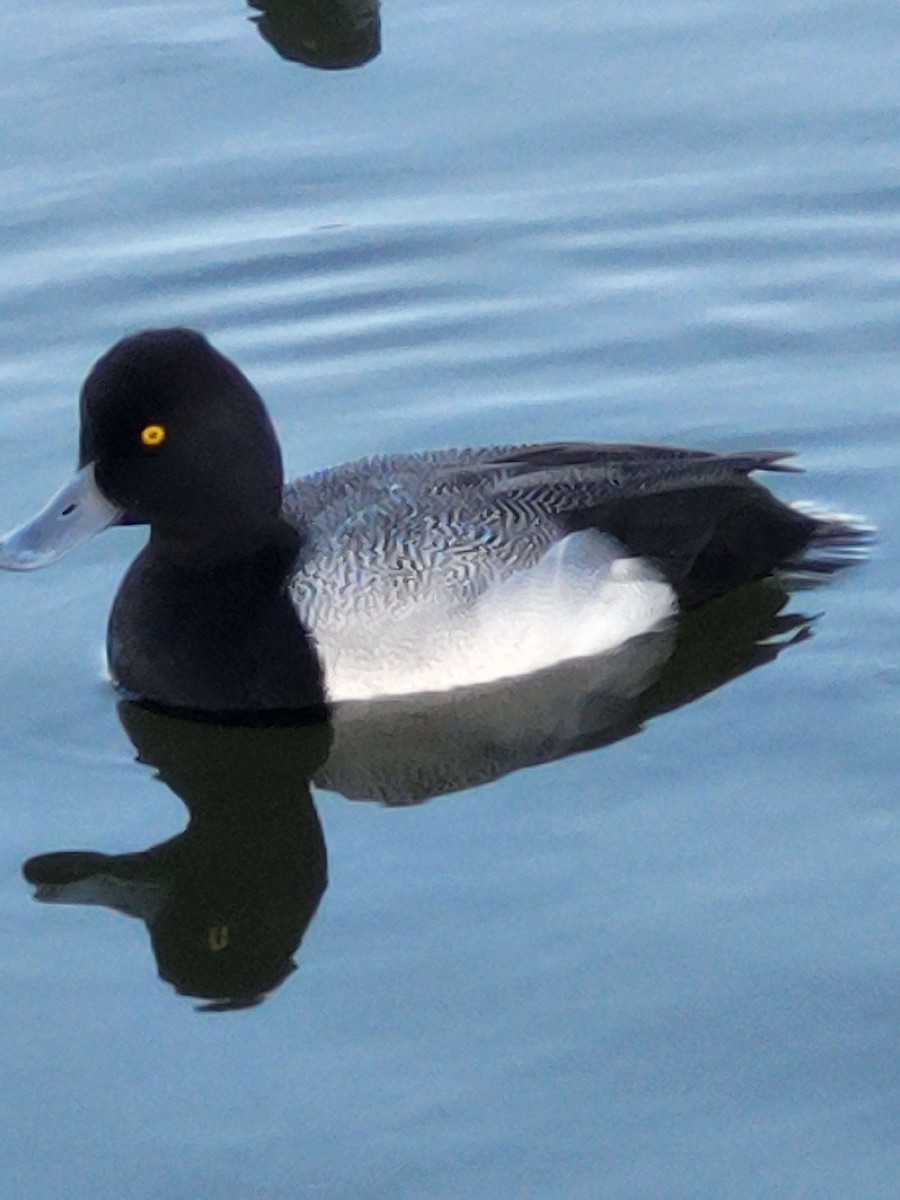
[310,530,676,701]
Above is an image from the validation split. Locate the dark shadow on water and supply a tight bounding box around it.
[22,581,814,1008]
[248,0,381,70]
[24,711,332,1010]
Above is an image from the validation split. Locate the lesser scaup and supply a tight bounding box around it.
[0,329,867,712]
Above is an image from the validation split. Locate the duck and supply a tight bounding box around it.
[0,328,865,714]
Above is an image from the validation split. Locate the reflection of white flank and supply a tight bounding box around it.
[317,624,676,804]
[304,530,676,702]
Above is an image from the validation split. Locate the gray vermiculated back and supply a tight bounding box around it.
[284,442,797,618]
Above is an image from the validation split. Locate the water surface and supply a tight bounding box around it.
[0,1,898,1196]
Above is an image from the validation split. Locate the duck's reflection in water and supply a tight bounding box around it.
[23,582,810,1007]
[248,0,381,70]
[25,711,331,1010]
[320,582,810,802]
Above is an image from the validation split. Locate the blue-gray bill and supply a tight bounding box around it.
[0,464,121,571]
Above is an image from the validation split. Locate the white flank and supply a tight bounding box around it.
[310,530,677,702]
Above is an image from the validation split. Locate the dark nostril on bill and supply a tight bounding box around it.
[61,503,77,517]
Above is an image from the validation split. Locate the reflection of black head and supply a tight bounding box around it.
[124,701,333,1006]
[147,848,301,1005]
[248,0,381,70]
[25,703,332,1009]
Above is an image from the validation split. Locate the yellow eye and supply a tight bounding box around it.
[141,423,166,447]
[208,925,230,952]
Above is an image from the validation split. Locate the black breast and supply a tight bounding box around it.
[107,532,326,715]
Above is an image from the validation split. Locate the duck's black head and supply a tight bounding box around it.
[0,328,289,570]
[81,328,286,538]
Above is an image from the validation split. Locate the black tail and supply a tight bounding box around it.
[572,483,872,607]
[780,503,874,582]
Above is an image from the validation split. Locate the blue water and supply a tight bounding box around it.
[1,1,898,1196]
